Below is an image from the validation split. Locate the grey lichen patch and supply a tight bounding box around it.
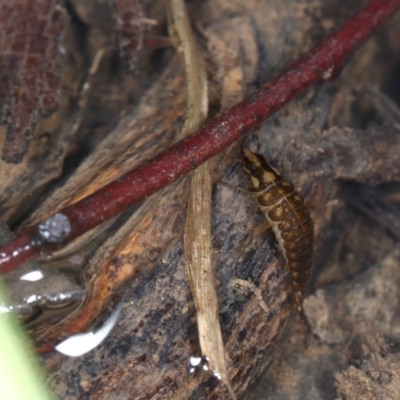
[304,248,400,345]
[335,328,400,400]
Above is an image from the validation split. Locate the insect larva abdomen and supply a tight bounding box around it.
[241,147,313,312]
[265,194,304,221]
[281,220,313,241]
[257,182,294,206]
[283,235,313,251]
[277,209,310,231]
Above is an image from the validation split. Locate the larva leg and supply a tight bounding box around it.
[218,181,254,196]
[255,220,271,235]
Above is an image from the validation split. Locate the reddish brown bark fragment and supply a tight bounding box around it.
[0,0,66,163]
[113,0,145,71]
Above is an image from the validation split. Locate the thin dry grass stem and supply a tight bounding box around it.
[71,48,108,136]
[168,0,235,398]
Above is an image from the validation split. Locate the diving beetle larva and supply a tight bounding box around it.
[241,148,313,311]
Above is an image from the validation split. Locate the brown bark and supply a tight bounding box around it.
[1,0,400,398]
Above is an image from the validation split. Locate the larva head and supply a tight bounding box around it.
[241,148,282,191]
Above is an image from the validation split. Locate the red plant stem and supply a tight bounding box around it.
[1,0,399,274]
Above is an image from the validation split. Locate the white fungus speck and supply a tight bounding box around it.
[38,213,71,243]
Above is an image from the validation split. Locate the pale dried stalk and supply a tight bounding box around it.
[168,0,235,398]
[167,0,208,134]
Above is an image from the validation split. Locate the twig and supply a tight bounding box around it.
[1,0,399,274]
